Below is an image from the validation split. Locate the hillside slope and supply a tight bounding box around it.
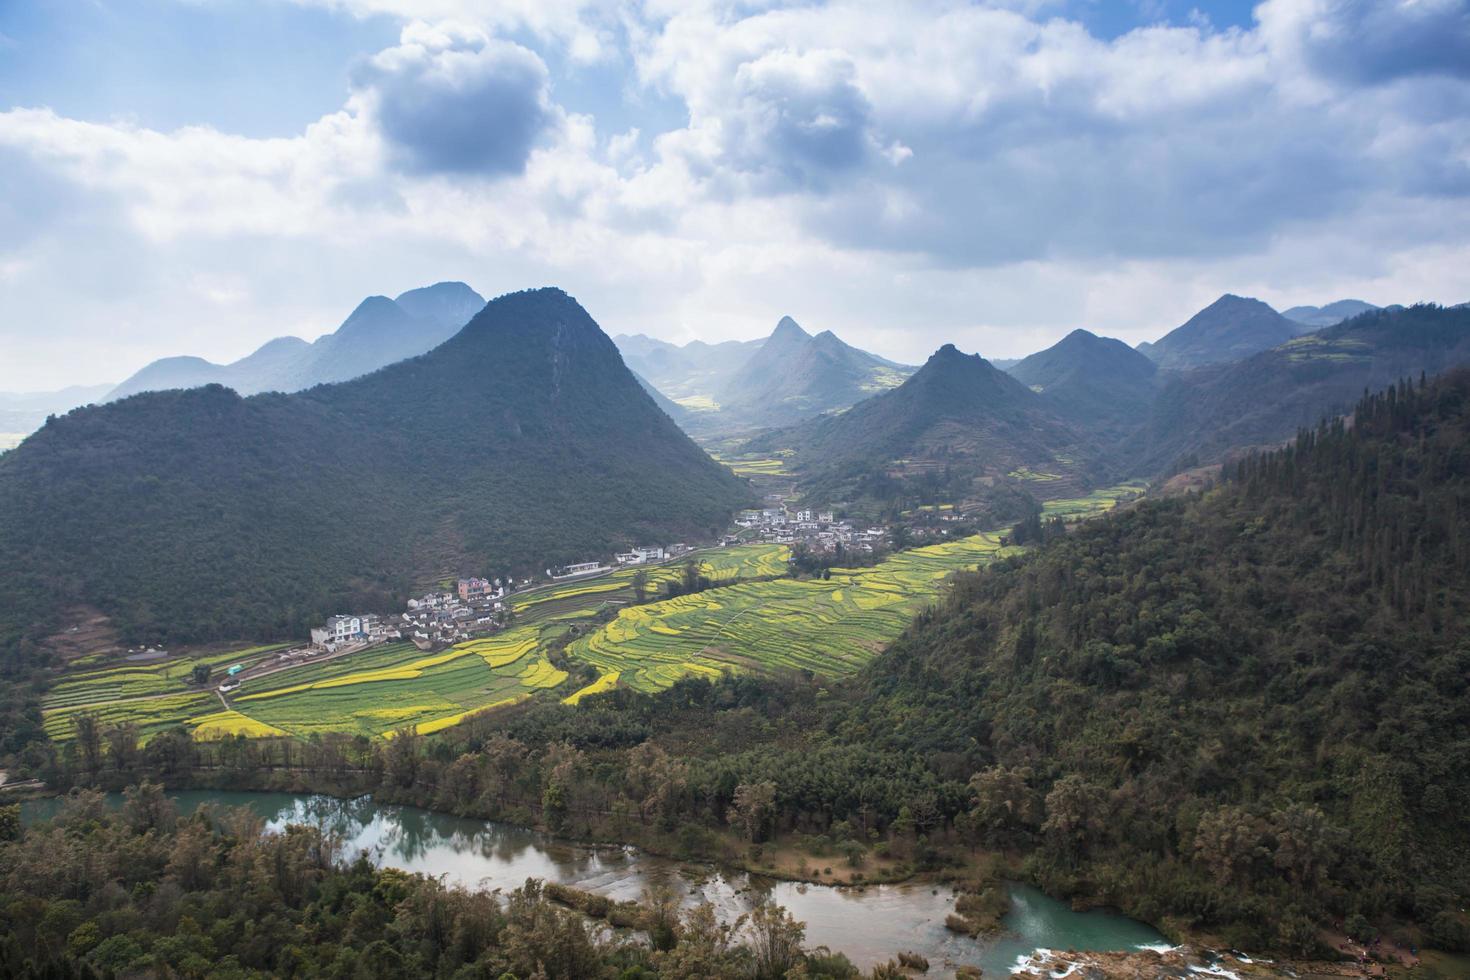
[717,319,913,428]
[1129,303,1470,473]
[749,344,1085,506]
[1007,329,1158,440]
[853,370,1470,948]
[1140,294,1305,370]
[616,318,912,433]
[106,282,485,400]
[0,288,749,647]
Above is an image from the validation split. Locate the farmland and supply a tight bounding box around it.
[40,486,1143,741]
[566,533,1018,693]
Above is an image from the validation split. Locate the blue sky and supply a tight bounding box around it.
[1,0,1467,389]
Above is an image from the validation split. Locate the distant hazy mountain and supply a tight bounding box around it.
[0,288,749,647]
[713,317,912,428]
[106,282,485,401]
[615,317,912,433]
[1007,329,1158,440]
[1139,294,1307,370]
[0,383,114,438]
[748,343,1083,505]
[1128,303,1470,474]
[1280,299,1380,329]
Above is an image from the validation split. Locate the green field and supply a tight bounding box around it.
[1041,481,1148,520]
[43,488,1143,740]
[563,533,1017,694]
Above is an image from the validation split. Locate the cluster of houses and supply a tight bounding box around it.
[401,577,511,647]
[733,507,888,553]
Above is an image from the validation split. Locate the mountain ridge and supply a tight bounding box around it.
[0,287,750,647]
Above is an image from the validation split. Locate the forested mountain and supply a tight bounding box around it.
[1138,294,1306,370]
[1281,298,1380,328]
[105,282,485,400]
[1128,303,1470,474]
[614,318,912,433]
[747,344,1085,506]
[0,288,749,649]
[1006,329,1158,440]
[847,369,1470,950]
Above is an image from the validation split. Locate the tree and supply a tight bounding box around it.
[728,781,777,843]
[1041,776,1107,864]
[1193,805,1269,887]
[191,663,212,686]
[631,569,650,604]
[748,902,805,980]
[72,713,102,777]
[122,780,177,835]
[105,722,139,772]
[968,765,1039,846]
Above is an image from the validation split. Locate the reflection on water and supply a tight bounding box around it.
[24,790,1165,973]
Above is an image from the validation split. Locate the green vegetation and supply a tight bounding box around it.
[1,784,852,979]
[569,534,1017,692]
[0,288,750,652]
[849,370,1470,952]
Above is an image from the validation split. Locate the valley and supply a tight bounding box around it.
[37,484,1133,743]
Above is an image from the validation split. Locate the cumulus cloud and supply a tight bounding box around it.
[1,0,1469,389]
[354,22,557,176]
[1258,0,1470,85]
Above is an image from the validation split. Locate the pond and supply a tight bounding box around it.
[23,790,1167,974]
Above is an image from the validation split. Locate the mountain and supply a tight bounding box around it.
[613,334,762,406]
[1128,303,1470,474]
[854,369,1470,947]
[0,288,750,647]
[614,318,914,433]
[1006,329,1158,439]
[0,383,114,439]
[748,344,1084,507]
[106,282,485,400]
[1141,294,1307,370]
[1280,298,1379,329]
[714,318,913,428]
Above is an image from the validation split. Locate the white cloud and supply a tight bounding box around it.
[0,0,1467,389]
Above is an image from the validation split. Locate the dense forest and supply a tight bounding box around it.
[0,288,750,651]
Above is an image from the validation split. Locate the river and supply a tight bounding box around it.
[23,790,1167,974]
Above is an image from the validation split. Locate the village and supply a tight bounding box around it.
[211,502,907,699]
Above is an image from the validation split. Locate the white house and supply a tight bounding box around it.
[310,614,367,649]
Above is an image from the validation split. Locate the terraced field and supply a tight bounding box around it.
[42,487,1144,741]
[512,544,789,623]
[565,533,1018,694]
[1041,481,1148,520]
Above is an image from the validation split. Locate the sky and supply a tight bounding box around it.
[1,0,1468,390]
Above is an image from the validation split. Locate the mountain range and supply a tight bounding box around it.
[1280,298,1381,328]
[0,288,749,647]
[106,282,486,401]
[746,344,1087,515]
[1126,303,1470,474]
[614,317,912,432]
